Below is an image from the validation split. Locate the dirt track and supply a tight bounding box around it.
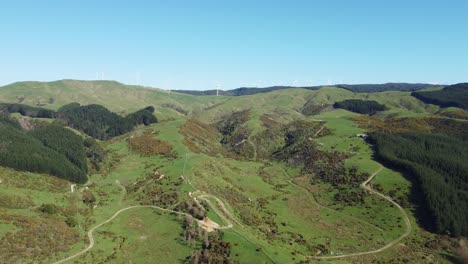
[313,165,412,259]
[53,203,208,264]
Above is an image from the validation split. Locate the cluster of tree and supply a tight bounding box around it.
[126,170,182,207]
[217,110,250,137]
[29,125,88,173]
[368,132,468,236]
[334,99,387,115]
[274,121,366,189]
[176,83,436,96]
[56,103,157,140]
[187,232,234,264]
[0,103,55,118]
[216,110,257,159]
[411,83,468,110]
[175,200,206,220]
[182,215,204,242]
[250,115,286,159]
[334,188,367,206]
[83,138,106,171]
[0,116,88,183]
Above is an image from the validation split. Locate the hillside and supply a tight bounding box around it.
[0,80,227,118]
[0,80,466,264]
[411,83,468,109]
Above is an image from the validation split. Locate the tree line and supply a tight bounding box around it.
[368,132,468,236]
[56,103,157,140]
[411,83,468,110]
[334,99,387,115]
[0,103,55,118]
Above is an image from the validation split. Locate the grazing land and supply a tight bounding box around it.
[0,80,466,263]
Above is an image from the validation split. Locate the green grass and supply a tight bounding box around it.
[0,222,16,237]
[80,208,193,263]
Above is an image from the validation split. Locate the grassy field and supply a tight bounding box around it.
[77,208,193,263]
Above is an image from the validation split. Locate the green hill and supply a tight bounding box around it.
[176,83,437,96]
[0,80,226,118]
[0,79,466,263]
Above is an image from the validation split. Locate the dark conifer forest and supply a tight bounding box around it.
[369,132,468,236]
[333,99,386,115]
[29,125,88,174]
[57,103,157,140]
[411,83,468,109]
[0,102,158,183]
[0,103,56,118]
[0,116,87,183]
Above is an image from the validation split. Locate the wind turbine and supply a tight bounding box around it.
[216,82,220,96]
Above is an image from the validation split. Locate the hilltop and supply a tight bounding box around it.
[176,82,438,96]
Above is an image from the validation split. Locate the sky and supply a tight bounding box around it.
[1,0,467,90]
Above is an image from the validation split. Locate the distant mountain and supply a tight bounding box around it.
[176,83,439,96]
[336,83,440,93]
[176,86,320,96]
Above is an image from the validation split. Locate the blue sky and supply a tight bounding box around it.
[1,0,467,90]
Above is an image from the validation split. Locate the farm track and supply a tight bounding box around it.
[277,166,385,232]
[52,204,196,264]
[312,165,412,259]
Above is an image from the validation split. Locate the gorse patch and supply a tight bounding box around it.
[127,130,176,158]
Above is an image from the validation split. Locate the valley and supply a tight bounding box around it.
[0,81,466,263]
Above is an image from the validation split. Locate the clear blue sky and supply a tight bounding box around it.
[1,0,467,90]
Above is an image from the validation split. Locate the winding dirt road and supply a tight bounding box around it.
[277,166,384,232]
[53,204,207,264]
[313,165,412,259]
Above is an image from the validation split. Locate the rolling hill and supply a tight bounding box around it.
[176,83,438,96]
[0,80,466,264]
